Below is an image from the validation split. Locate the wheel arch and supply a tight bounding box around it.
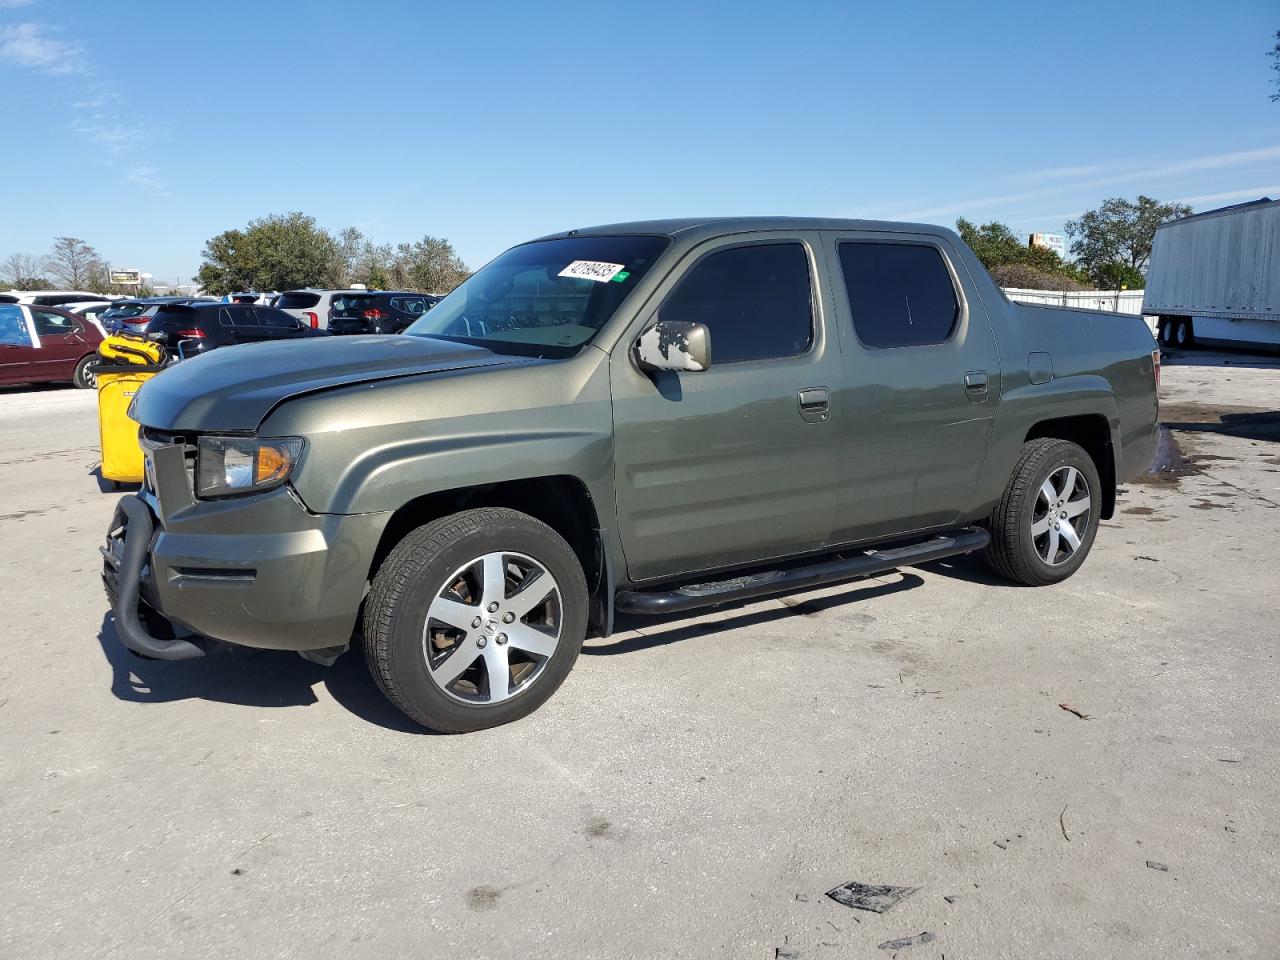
[1025,414,1115,519]
[367,475,612,635]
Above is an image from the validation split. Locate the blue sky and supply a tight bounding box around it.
[2,0,1278,284]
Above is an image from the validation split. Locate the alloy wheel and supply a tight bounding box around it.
[421,551,563,704]
[1031,465,1092,566]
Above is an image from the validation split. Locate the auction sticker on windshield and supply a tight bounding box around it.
[558,260,627,283]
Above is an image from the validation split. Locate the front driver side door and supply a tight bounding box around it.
[610,234,842,583]
[0,305,41,384]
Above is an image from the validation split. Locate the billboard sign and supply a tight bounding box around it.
[110,269,142,285]
[1030,233,1066,259]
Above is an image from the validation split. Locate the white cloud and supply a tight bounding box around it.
[1174,185,1280,206]
[886,144,1280,221]
[0,0,38,9]
[0,21,83,74]
[125,164,168,192]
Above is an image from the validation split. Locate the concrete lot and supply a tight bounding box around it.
[1,350,1278,959]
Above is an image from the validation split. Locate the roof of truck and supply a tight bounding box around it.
[532,217,948,244]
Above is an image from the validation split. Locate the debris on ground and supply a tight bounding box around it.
[877,931,936,951]
[943,895,961,904]
[775,948,800,959]
[994,840,1008,849]
[1146,860,1169,872]
[1134,555,1161,562]
[826,880,920,913]
[1059,804,1071,842]
[1059,703,1090,720]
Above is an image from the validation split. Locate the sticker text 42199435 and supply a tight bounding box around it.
[558,260,627,283]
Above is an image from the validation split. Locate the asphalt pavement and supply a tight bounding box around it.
[1,349,1277,959]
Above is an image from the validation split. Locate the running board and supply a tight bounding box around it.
[614,526,990,616]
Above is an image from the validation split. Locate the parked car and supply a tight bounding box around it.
[64,300,114,335]
[275,289,373,330]
[104,216,1159,733]
[144,301,328,357]
[223,292,277,305]
[0,302,105,388]
[100,297,215,335]
[328,290,440,334]
[3,290,109,307]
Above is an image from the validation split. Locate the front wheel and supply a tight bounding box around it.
[985,438,1101,586]
[364,507,588,733]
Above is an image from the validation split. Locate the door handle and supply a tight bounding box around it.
[798,387,830,423]
[964,371,989,400]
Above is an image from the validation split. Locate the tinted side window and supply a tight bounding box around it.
[390,296,431,316]
[838,242,959,348]
[32,309,77,336]
[660,243,813,363]
[218,306,262,327]
[258,307,300,327]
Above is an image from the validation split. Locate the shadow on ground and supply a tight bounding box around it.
[95,613,429,734]
[1161,348,1280,370]
[592,572,925,655]
[1159,401,1280,443]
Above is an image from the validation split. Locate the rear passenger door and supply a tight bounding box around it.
[30,309,89,378]
[822,232,1000,541]
[610,234,842,582]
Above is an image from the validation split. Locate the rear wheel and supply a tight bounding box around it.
[364,507,588,732]
[72,355,96,389]
[1173,318,1194,348]
[985,438,1101,586]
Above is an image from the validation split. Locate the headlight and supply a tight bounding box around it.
[196,436,304,498]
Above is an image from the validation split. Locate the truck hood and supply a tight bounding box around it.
[132,335,522,432]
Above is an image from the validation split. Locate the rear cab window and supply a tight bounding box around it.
[277,292,321,309]
[331,295,373,313]
[837,241,960,348]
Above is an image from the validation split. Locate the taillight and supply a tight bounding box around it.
[1152,348,1161,391]
[305,311,318,328]
[175,328,206,339]
[363,308,385,321]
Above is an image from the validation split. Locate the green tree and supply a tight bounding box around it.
[196,212,337,295]
[1093,261,1145,290]
[390,236,470,293]
[955,218,1089,289]
[1064,196,1191,285]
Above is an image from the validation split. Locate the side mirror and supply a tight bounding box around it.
[634,320,711,372]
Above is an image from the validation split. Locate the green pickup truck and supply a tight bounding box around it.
[102,218,1159,732]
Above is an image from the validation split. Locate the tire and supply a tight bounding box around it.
[364,507,588,733]
[72,355,96,389]
[1173,318,1194,348]
[985,438,1102,586]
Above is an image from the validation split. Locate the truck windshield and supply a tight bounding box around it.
[405,235,670,357]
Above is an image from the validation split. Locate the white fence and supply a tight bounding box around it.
[1002,287,1146,315]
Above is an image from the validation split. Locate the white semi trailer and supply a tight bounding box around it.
[1144,197,1279,350]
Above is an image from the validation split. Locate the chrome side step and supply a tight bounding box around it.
[614,526,990,616]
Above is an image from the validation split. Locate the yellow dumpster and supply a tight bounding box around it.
[91,334,169,487]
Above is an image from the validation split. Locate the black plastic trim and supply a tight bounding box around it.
[614,526,990,615]
[105,495,207,660]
